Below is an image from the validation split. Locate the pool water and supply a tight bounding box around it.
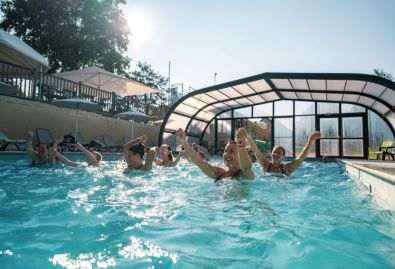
[0,157,394,269]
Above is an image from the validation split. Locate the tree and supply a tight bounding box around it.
[373,69,393,81]
[128,61,169,117]
[0,0,130,73]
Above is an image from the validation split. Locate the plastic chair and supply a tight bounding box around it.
[0,132,25,151]
[123,136,132,144]
[368,141,394,160]
[103,134,123,152]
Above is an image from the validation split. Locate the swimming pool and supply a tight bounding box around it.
[0,156,394,269]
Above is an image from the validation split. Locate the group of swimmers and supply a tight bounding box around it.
[26,128,321,180]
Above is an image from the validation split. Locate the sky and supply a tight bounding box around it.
[122,0,395,93]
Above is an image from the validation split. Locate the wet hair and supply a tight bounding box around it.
[167,145,173,161]
[92,151,102,162]
[273,145,286,156]
[129,143,145,158]
[227,139,236,145]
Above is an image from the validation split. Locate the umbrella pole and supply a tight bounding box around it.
[131,120,134,139]
[75,110,79,142]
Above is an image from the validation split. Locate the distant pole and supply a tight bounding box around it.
[214,73,217,85]
[168,61,171,106]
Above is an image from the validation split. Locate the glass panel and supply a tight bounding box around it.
[218,110,232,118]
[217,120,232,152]
[188,119,207,135]
[174,103,199,116]
[342,117,362,138]
[317,102,339,114]
[202,122,215,153]
[295,116,315,157]
[162,132,177,147]
[320,140,339,156]
[233,83,256,95]
[186,136,200,144]
[274,100,293,116]
[343,139,363,157]
[368,110,395,150]
[308,79,326,90]
[320,118,338,138]
[248,79,271,92]
[254,103,273,117]
[165,113,191,131]
[341,103,365,113]
[274,117,293,156]
[295,101,315,115]
[219,87,242,98]
[234,107,251,118]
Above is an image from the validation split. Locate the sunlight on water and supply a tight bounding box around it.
[0,158,394,268]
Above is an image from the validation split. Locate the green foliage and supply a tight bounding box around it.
[0,0,130,73]
[373,69,393,81]
[128,61,169,116]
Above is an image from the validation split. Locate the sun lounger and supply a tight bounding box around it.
[0,82,17,96]
[123,136,132,144]
[103,134,123,152]
[0,132,26,151]
[368,141,394,160]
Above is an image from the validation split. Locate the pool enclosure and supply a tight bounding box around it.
[159,73,395,158]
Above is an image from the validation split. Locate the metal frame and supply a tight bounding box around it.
[159,73,395,156]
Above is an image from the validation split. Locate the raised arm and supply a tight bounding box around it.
[49,135,63,163]
[246,135,271,171]
[75,142,98,166]
[284,131,321,175]
[50,148,81,167]
[144,147,156,171]
[236,128,254,179]
[123,135,146,166]
[172,150,185,166]
[176,128,225,180]
[25,131,37,160]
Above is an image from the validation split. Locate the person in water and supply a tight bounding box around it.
[155,144,184,166]
[26,131,62,165]
[176,128,254,180]
[50,142,102,167]
[243,128,321,176]
[192,142,209,160]
[123,135,155,171]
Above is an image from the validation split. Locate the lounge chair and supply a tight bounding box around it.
[67,131,104,151]
[0,82,17,96]
[103,134,123,152]
[0,132,26,151]
[123,136,132,144]
[368,140,394,160]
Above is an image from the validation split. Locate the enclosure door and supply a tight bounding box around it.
[341,115,366,158]
[318,117,340,157]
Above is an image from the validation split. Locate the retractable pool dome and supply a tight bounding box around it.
[159,72,395,152]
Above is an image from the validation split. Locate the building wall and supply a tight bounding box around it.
[0,95,160,146]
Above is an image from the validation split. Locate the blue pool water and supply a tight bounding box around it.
[0,156,395,269]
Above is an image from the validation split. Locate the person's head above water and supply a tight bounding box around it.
[91,151,102,163]
[128,142,146,168]
[223,140,240,170]
[37,143,50,160]
[160,144,173,162]
[271,145,286,162]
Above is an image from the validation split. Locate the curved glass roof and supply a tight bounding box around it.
[159,73,395,145]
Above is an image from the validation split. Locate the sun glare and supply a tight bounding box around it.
[126,9,153,51]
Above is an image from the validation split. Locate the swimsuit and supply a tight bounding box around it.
[127,164,144,170]
[267,163,286,174]
[215,169,243,182]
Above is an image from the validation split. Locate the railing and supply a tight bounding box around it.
[0,60,136,114]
